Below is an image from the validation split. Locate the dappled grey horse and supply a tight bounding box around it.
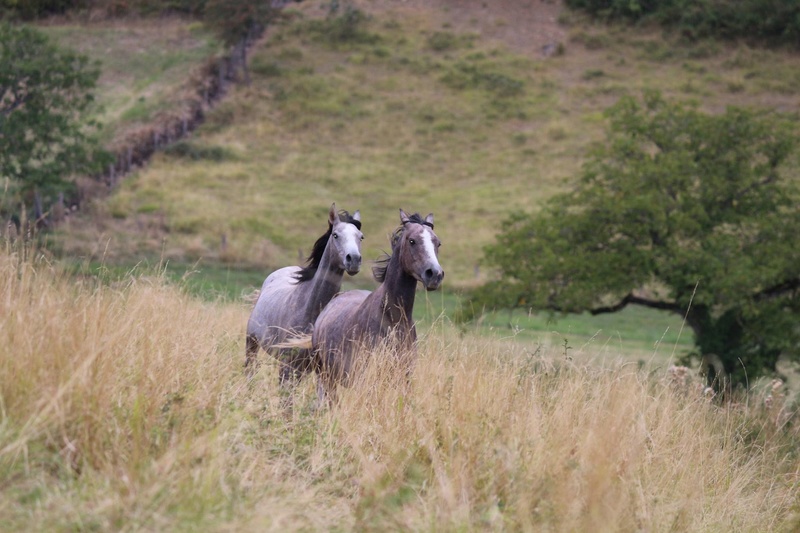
[245,203,363,386]
[312,209,444,402]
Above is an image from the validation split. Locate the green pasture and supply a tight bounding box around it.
[67,258,693,365]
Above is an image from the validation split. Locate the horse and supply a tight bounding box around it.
[245,203,364,388]
[311,209,444,402]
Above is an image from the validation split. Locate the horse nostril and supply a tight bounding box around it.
[425,268,433,279]
[346,254,352,264]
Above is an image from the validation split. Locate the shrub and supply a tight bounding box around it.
[565,0,800,47]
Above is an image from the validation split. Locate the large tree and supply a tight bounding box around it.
[480,91,800,389]
[0,22,101,224]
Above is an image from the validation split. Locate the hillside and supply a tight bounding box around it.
[54,1,800,280]
[37,1,799,359]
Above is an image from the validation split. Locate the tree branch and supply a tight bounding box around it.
[754,278,800,302]
[589,293,683,315]
[1,85,29,118]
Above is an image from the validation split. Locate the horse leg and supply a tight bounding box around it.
[278,350,303,412]
[314,369,337,410]
[244,333,260,377]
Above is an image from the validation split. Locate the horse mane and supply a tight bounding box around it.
[372,213,432,283]
[294,210,362,282]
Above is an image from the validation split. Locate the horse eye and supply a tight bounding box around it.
[409,239,416,245]
[360,235,364,241]
[333,233,339,239]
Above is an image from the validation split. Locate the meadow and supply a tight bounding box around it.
[39,17,220,147]
[4,3,798,528]
[1,243,799,530]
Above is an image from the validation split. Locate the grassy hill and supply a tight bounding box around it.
[39,17,220,148]
[48,1,800,359]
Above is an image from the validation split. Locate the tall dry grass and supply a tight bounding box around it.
[1,242,799,531]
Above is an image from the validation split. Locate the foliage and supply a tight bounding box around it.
[304,0,378,45]
[480,91,800,388]
[203,0,280,48]
[203,0,287,84]
[565,0,800,46]
[0,0,81,19]
[0,0,207,19]
[0,23,103,219]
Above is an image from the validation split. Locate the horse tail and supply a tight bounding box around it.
[272,333,313,351]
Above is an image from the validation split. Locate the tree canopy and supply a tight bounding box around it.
[0,22,101,222]
[480,91,800,389]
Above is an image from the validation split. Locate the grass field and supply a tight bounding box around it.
[39,17,220,147]
[4,3,799,529]
[2,243,798,530]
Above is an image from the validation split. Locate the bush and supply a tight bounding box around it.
[1,0,82,19]
[0,0,207,19]
[565,0,800,47]
[304,3,380,45]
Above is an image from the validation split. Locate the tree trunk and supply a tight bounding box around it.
[33,188,48,229]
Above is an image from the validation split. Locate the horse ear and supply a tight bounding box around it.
[352,210,361,222]
[399,209,410,224]
[425,213,434,227]
[329,203,339,225]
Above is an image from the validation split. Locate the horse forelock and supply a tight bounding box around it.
[402,212,433,229]
[295,210,361,283]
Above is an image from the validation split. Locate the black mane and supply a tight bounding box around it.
[372,213,432,283]
[294,210,361,283]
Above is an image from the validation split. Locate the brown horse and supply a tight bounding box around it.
[311,209,444,402]
[245,203,363,388]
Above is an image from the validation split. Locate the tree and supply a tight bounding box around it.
[0,22,101,225]
[203,0,290,85]
[480,91,800,390]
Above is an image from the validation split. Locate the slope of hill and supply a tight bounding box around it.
[55,1,800,282]
[41,1,799,359]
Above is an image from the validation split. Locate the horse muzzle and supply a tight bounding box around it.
[345,253,362,276]
[422,267,444,291]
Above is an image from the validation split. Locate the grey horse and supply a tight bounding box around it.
[311,209,443,402]
[245,203,363,387]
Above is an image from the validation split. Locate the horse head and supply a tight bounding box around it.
[398,209,444,291]
[329,203,363,276]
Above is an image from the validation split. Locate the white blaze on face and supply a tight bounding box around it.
[420,228,440,269]
[337,222,362,256]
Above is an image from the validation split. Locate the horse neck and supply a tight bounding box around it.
[298,238,344,321]
[376,253,417,327]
